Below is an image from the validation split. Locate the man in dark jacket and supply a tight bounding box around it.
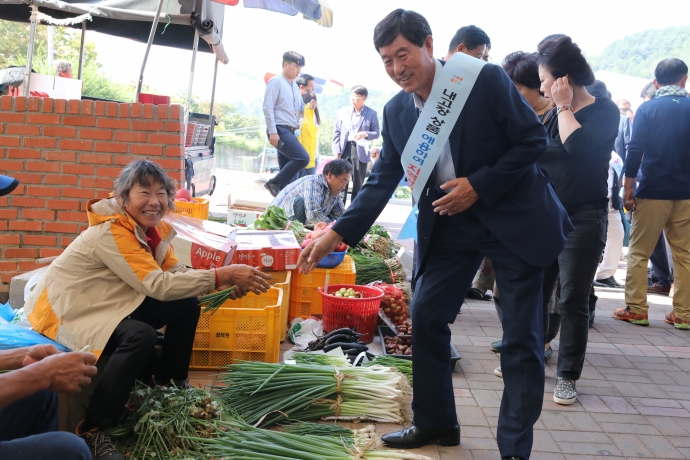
[298,9,571,460]
[615,58,690,329]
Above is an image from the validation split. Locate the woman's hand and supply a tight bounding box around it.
[217,265,272,296]
[551,76,574,107]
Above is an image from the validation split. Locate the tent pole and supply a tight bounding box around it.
[184,28,200,126]
[134,0,165,102]
[78,21,86,80]
[209,58,219,120]
[47,26,54,71]
[23,12,37,97]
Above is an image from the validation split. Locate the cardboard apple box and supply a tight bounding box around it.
[163,214,237,269]
[233,230,301,270]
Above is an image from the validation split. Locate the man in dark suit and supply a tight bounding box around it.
[297,9,571,460]
[333,85,381,204]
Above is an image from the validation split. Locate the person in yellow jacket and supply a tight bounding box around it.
[23,160,271,460]
[297,74,320,177]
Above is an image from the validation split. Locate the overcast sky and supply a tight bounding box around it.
[90,0,690,105]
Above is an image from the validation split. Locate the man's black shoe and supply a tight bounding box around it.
[593,276,623,288]
[264,181,281,197]
[490,340,502,353]
[381,425,460,449]
[466,288,491,301]
[503,457,526,460]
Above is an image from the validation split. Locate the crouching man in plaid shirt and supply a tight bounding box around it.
[270,159,352,226]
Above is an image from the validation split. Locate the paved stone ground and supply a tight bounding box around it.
[190,259,690,459]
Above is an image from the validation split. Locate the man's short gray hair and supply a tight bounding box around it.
[55,61,72,76]
[113,160,176,210]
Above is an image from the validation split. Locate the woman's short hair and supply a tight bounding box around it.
[373,9,431,52]
[537,36,595,87]
[114,160,176,209]
[502,52,540,90]
[55,60,72,75]
[323,159,353,176]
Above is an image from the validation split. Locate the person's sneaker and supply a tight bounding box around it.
[612,307,649,326]
[494,366,502,378]
[77,422,124,460]
[593,276,623,288]
[264,181,281,197]
[665,311,690,330]
[648,283,671,296]
[553,377,577,405]
[490,340,502,353]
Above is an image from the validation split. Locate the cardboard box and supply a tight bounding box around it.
[164,213,237,240]
[233,230,301,271]
[14,73,82,99]
[163,214,238,269]
[228,207,263,227]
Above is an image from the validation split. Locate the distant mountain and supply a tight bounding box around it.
[590,26,690,79]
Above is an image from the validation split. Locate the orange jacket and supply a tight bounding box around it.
[24,198,215,357]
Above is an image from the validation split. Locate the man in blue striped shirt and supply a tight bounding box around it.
[270,159,352,226]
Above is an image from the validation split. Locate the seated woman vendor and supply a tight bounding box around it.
[24,160,271,460]
[270,159,352,226]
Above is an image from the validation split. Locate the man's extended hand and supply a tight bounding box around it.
[352,132,367,141]
[432,178,479,215]
[21,344,61,368]
[297,230,343,274]
[269,133,280,148]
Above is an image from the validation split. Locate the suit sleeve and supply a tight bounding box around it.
[467,66,548,207]
[332,111,343,155]
[366,110,381,141]
[332,106,404,246]
[625,107,648,179]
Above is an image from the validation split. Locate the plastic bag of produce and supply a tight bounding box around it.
[374,282,408,326]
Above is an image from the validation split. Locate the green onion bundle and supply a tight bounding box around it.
[215,361,411,427]
[112,383,234,459]
[185,419,433,460]
[350,254,394,285]
[292,352,351,367]
[199,286,236,315]
[365,356,413,386]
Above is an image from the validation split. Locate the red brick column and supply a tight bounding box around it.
[0,96,186,285]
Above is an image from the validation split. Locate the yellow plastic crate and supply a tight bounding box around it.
[173,197,210,220]
[289,255,356,319]
[266,270,291,342]
[190,288,282,370]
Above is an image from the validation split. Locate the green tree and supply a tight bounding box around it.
[589,26,690,79]
[317,118,335,157]
[1,20,134,101]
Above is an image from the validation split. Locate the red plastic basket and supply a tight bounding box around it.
[318,284,384,344]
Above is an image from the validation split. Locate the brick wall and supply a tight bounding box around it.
[0,95,186,285]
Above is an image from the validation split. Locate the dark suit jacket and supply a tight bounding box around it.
[332,105,380,163]
[332,62,572,272]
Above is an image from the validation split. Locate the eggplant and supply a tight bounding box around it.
[325,334,357,345]
[323,342,368,353]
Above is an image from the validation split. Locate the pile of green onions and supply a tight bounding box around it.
[215,361,411,426]
[112,383,234,459]
[185,419,433,460]
[199,286,236,315]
